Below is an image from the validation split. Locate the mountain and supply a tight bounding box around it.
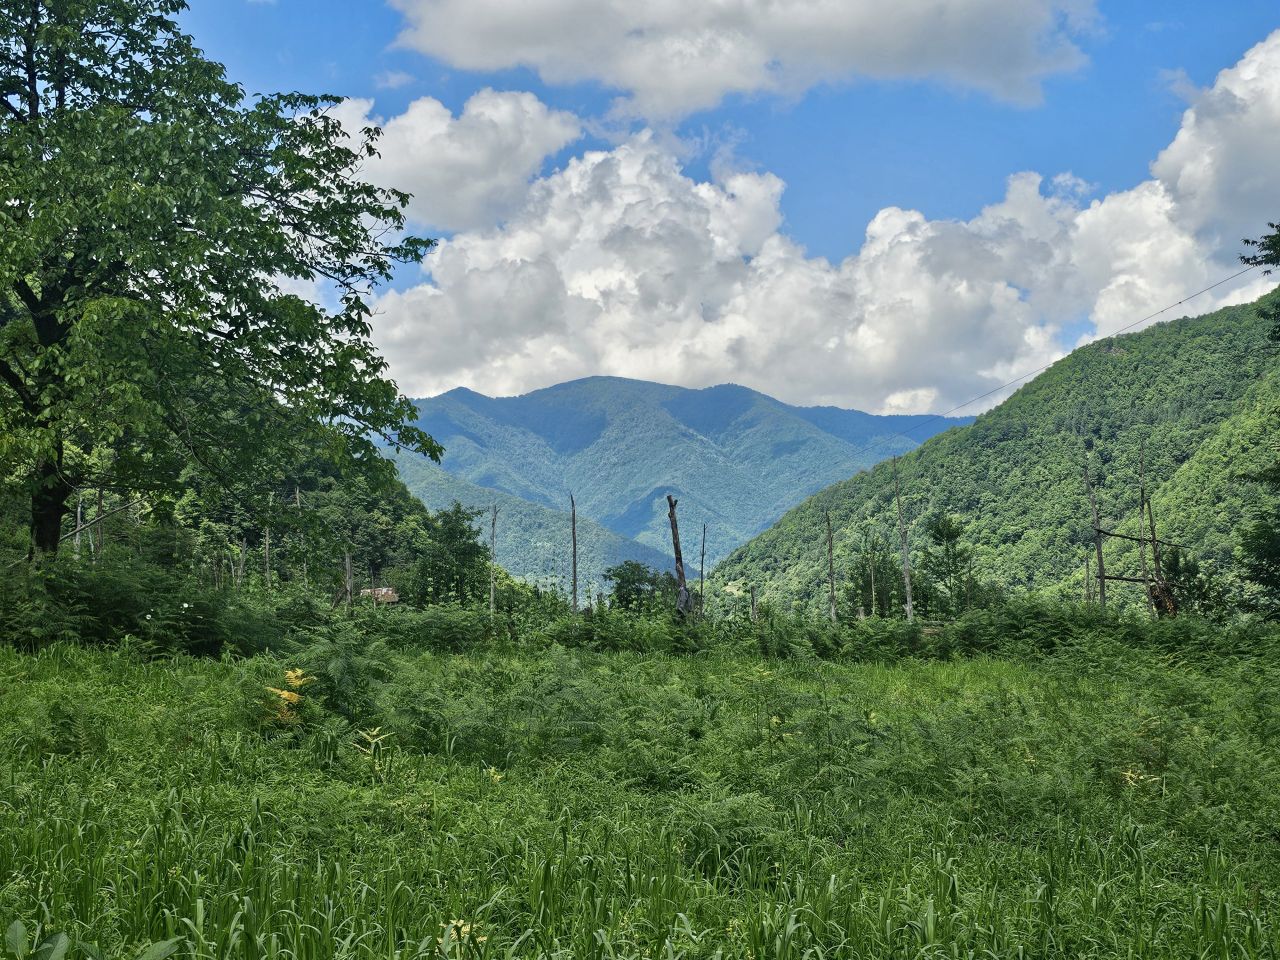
[714,290,1280,611]
[396,377,972,576]
[392,453,670,592]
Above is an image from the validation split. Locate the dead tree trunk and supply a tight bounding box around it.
[825,510,837,623]
[490,505,499,617]
[892,458,914,623]
[699,522,707,620]
[570,493,579,614]
[667,494,693,617]
[1083,463,1107,609]
[234,539,248,591]
[750,585,758,623]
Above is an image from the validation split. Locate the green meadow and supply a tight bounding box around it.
[3,622,1278,959]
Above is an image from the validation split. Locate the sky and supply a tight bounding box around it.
[182,1,1280,414]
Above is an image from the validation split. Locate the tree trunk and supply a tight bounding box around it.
[570,493,578,614]
[699,522,706,620]
[667,494,693,617]
[30,459,72,556]
[490,505,498,617]
[892,458,914,623]
[825,510,837,623]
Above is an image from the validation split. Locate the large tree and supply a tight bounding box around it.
[0,0,440,554]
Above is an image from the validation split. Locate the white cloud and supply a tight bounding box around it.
[335,89,581,232]
[389,0,1097,118]
[1152,32,1280,252]
[374,70,415,90]
[371,32,1280,413]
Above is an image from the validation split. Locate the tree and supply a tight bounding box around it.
[602,560,676,613]
[917,514,973,619]
[400,502,490,606]
[0,1,440,555]
[1241,221,1280,339]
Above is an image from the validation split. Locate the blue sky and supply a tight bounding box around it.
[178,2,1280,412]
[185,1,1276,261]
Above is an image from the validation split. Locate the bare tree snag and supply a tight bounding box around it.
[490,504,498,617]
[570,493,579,613]
[750,585,758,623]
[825,510,837,623]
[892,458,914,623]
[1083,462,1107,609]
[699,522,707,620]
[667,494,693,617]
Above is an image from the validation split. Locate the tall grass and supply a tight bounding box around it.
[2,636,1278,958]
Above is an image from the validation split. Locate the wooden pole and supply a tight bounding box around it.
[699,522,707,620]
[1083,463,1107,609]
[1137,445,1155,617]
[866,532,878,617]
[343,546,353,612]
[825,510,837,623]
[490,505,498,617]
[666,494,692,616]
[295,486,307,587]
[892,458,914,623]
[570,493,578,614]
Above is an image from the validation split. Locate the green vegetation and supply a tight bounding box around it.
[392,453,671,591]
[717,291,1280,614]
[399,379,970,569]
[4,4,1280,958]
[4,610,1280,958]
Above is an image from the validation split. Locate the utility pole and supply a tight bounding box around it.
[666,494,693,616]
[490,505,498,617]
[1083,462,1107,609]
[699,522,707,620]
[892,458,914,623]
[825,510,837,623]
[569,493,579,614]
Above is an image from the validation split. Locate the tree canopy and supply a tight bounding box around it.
[0,0,439,554]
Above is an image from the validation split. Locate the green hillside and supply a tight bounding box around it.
[402,378,971,565]
[392,451,672,591]
[716,291,1280,611]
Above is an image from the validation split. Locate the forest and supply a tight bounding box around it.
[2,3,1280,958]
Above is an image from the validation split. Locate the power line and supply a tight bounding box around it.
[841,264,1263,470]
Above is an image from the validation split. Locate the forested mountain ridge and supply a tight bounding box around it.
[397,377,972,567]
[391,452,670,590]
[715,290,1280,610]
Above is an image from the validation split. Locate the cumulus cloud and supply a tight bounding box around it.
[389,0,1096,118]
[372,32,1280,413]
[335,89,581,232]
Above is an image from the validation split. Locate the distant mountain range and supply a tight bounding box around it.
[391,377,971,585]
[716,290,1280,611]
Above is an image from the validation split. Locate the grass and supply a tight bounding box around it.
[1,636,1278,958]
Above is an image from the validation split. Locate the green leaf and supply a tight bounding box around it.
[4,922,27,959]
[32,934,68,960]
[133,939,183,960]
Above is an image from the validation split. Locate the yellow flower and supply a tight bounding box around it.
[441,920,486,943]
